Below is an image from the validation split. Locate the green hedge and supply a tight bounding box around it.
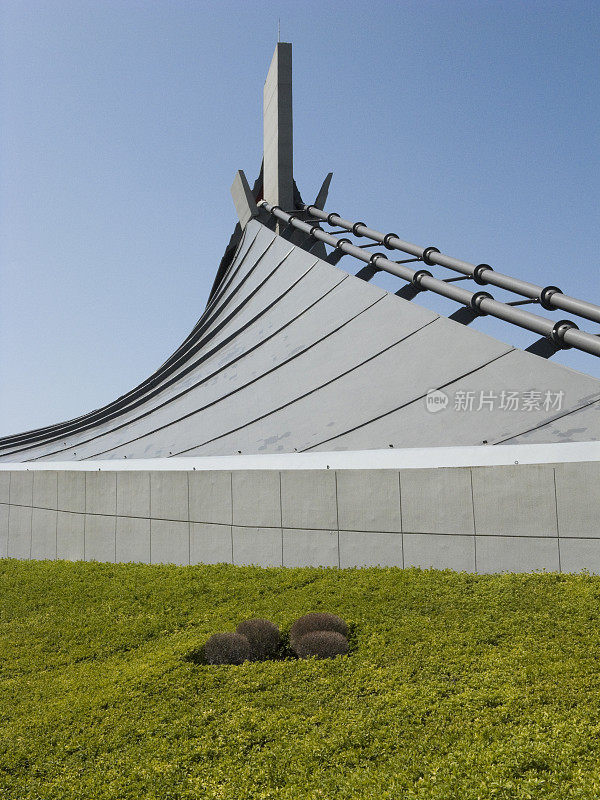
[1,560,600,799]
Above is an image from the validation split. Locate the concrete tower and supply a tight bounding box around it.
[263,42,294,212]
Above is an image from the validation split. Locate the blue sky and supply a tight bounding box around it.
[1,0,599,436]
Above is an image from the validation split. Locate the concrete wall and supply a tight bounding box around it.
[1,461,599,573]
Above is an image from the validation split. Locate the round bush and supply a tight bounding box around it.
[203,632,251,665]
[289,612,348,649]
[295,630,349,659]
[236,618,280,661]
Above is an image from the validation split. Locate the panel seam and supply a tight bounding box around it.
[553,467,561,573]
[304,347,512,452]
[334,471,340,568]
[175,311,438,456]
[399,471,404,569]
[470,468,477,574]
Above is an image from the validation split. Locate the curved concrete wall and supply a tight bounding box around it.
[1,460,599,573]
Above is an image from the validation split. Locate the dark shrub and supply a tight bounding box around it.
[295,630,349,659]
[236,618,280,661]
[289,612,348,649]
[203,632,251,665]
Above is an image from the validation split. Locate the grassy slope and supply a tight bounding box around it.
[1,561,600,799]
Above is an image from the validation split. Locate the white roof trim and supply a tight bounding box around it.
[1,441,599,471]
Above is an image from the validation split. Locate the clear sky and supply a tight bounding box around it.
[1,0,599,436]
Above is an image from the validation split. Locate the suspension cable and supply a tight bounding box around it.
[303,205,600,326]
[260,201,600,358]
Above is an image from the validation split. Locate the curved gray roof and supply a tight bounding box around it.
[1,216,599,463]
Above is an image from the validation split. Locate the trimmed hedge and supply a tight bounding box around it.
[236,618,281,660]
[203,632,251,664]
[294,630,349,659]
[289,611,348,649]
[2,560,600,799]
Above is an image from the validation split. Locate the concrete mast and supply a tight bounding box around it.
[263,42,294,214]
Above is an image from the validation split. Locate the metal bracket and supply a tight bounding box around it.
[395,284,424,301]
[525,337,560,358]
[506,298,540,307]
[448,307,481,326]
[325,249,346,265]
[355,265,381,282]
